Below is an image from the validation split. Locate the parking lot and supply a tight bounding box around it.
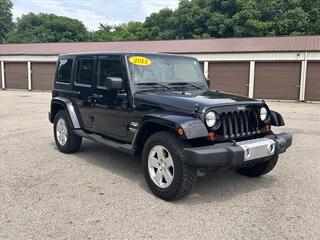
[0,90,319,239]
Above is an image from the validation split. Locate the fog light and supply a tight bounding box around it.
[244,148,250,159]
[268,143,275,154]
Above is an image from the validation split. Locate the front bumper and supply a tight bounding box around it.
[184,132,292,167]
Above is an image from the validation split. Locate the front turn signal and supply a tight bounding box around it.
[264,124,271,132]
[209,132,216,141]
[177,127,185,136]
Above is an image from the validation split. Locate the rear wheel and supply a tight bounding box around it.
[53,110,82,153]
[236,155,278,177]
[142,132,197,201]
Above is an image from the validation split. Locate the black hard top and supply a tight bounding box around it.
[58,52,196,60]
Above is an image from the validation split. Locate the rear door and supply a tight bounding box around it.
[72,57,96,129]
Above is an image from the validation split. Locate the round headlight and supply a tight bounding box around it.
[260,107,268,121]
[205,111,217,127]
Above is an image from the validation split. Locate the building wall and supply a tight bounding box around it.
[0,52,319,101]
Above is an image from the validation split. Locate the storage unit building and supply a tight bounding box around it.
[0,36,319,101]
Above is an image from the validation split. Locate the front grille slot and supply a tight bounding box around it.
[220,109,261,140]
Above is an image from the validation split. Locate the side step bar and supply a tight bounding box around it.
[74,130,135,155]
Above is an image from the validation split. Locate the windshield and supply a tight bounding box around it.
[126,55,206,87]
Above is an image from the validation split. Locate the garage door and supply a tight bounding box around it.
[32,62,56,90]
[5,62,28,89]
[208,62,249,96]
[305,62,320,101]
[254,62,300,100]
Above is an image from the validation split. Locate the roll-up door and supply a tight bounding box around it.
[254,62,300,100]
[32,62,56,90]
[5,62,28,89]
[208,62,249,96]
[305,62,320,101]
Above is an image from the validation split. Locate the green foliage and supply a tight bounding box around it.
[90,21,145,41]
[0,0,13,43]
[6,13,88,43]
[140,0,320,39]
[2,0,320,43]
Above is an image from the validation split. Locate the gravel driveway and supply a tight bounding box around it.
[0,90,319,239]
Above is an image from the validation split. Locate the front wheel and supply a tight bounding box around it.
[236,155,278,177]
[142,132,197,201]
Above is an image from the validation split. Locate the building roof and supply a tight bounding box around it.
[0,35,319,56]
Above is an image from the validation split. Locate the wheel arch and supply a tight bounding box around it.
[132,114,209,153]
[50,97,81,129]
[269,110,285,126]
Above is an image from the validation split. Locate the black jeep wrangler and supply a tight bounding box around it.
[49,52,292,200]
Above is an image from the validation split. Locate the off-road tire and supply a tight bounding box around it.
[54,110,82,153]
[236,155,278,177]
[142,131,197,201]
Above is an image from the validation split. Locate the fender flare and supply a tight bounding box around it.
[50,97,81,129]
[132,113,209,146]
[269,110,285,126]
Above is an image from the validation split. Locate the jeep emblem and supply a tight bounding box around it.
[238,106,246,110]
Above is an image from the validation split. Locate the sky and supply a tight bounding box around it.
[11,0,179,31]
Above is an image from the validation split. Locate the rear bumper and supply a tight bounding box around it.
[184,132,292,167]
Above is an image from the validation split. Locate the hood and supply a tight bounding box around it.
[135,90,261,113]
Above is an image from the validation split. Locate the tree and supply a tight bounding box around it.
[91,21,145,41]
[6,13,88,43]
[143,8,176,40]
[140,0,320,39]
[0,0,13,43]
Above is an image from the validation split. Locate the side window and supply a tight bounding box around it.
[57,59,73,83]
[98,58,123,89]
[75,58,94,86]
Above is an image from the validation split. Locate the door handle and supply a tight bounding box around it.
[73,90,81,95]
[92,94,103,99]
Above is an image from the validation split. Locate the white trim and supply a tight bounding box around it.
[0,52,319,63]
[28,61,32,91]
[248,61,255,98]
[204,61,209,78]
[307,52,320,61]
[1,61,5,89]
[299,52,308,101]
[0,55,58,62]
[187,52,320,62]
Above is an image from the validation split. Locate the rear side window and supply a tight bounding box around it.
[57,59,73,83]
[98,58,123,89]
[75,59,94,86]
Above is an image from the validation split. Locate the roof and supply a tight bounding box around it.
[59,52,195,59]
[0,35,319,56]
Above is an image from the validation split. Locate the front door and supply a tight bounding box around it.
[72,57,95,129]
[92,56,129,139]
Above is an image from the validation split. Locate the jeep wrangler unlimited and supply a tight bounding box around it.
[49,52,292,200]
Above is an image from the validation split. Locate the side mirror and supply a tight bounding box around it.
[206,78,210,87]
[106,77,123,90]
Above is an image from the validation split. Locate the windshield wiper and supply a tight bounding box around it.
[168,82,202,90]
[135,82,172,90]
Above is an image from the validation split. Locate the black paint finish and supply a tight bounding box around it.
[50,52,283,148]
